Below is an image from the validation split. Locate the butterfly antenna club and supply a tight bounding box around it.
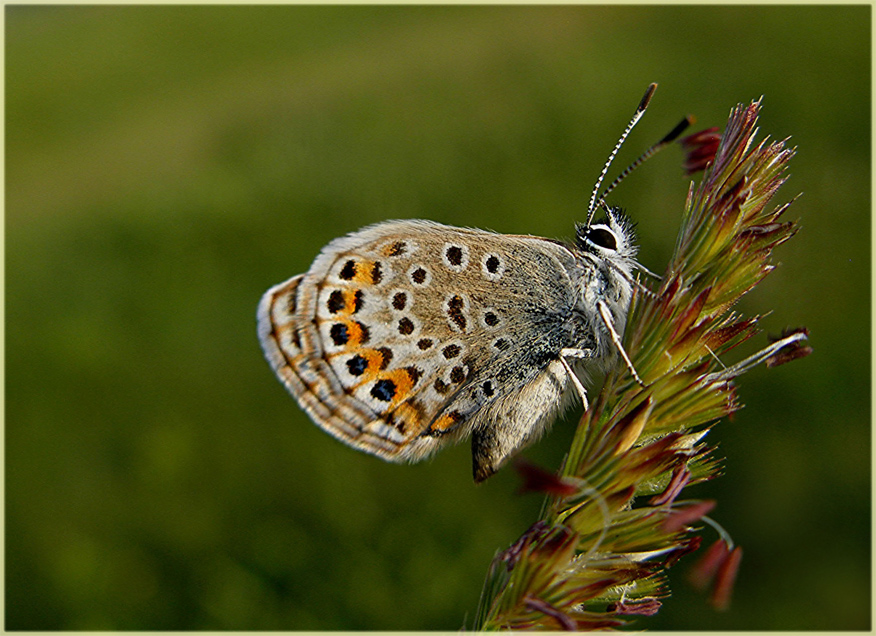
[586,82,657,227]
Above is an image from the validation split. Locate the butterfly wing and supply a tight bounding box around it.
[258,219,585,469]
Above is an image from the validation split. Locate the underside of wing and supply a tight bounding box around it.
[257,220,584,466]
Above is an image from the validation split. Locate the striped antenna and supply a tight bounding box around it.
[585,83,657,227]
[593,114,694,213]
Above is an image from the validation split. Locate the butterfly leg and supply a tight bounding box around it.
[596,299,645,386]
[558,355,589,412]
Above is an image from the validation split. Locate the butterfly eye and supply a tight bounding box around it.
[584,227,618,251]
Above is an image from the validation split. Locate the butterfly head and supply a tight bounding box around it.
[575,207,638,265]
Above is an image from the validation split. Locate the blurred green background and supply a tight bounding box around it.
[6,5,870,630]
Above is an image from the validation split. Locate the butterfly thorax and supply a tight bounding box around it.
[572,208,639,345]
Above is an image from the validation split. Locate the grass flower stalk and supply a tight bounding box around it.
[474,98,811,630]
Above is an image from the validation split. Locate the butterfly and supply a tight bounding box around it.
[258,84,686,481]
